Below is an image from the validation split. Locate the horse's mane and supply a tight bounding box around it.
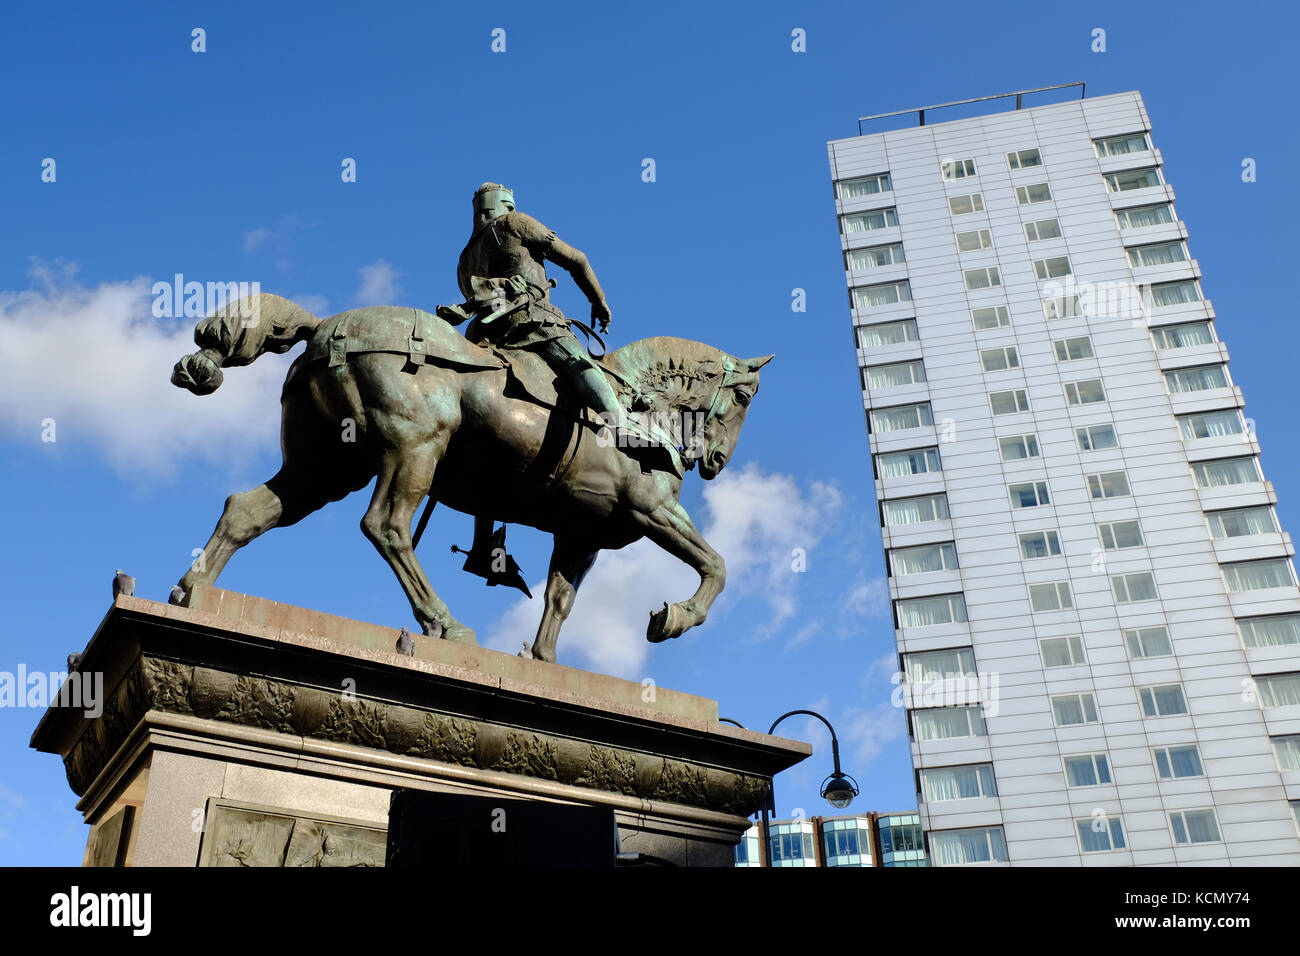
[602,336,736,414]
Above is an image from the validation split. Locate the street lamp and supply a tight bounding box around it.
[760,709,859,866]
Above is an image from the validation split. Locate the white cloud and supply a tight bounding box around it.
[291,293,330,317]
[355,259,400,306]
[0,260,286,477]
[483,463,844,677]
[844,575,890,619]
[242,227,272,254]
[839,700,907,765]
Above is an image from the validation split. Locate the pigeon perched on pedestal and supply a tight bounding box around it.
[112,570,135,599]
[396,627,415,657]
[67,653,83,672]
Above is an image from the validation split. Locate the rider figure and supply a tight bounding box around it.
[437,183,671,591]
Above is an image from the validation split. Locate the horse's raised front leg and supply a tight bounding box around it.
[632,498,726,644]
[527,536,597,664]
[361,442,477,645]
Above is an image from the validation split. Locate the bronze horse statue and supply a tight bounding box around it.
[169,293,771,663]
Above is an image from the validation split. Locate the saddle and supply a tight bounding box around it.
[297,307,685,476]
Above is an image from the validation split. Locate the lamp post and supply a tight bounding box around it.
[757,709,859,867]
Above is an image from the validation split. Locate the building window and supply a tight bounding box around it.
[904,647,976,681]
[863,359,926,389]
[979,346,1020,372]
[1165,364,1229,393]
[1010,481,1051,509]
[1043,294,1084,319]
[883,493,949,526]
[870,402,934,433]
[1007,147,1043,170]
[948,193,984,215]
[921,764,997,802]
[822,826,860,860]
[955,228,993,251]
[853,280,912,310]
[1272,734,1300,771]
[1191,458,1258,492]
[1016,183,1052,205]
[913,706,985,741]
[1098,520,1144,550]
[1033,256,1072,279]
[1105,168,1162,192]
[1238,615,1300,649]
[971,305,1011,330]
[1052,692,1099,726]
[1112,571,1158,604]
[1077,817,1127,853]
[838,172,892,198]
[1030,581,1074,612]
[878,815,925,866]
[896,594,968,629]
[1178,409,1245,440]
[848,242,906,271]
[858,318,919,348]
[1153,321,1213,350]
[1169,810,1221,846]
[1139,683,1188,717]
[876,447,941,479]
[1040,635,1085,667]
[1128,240,1187,267]
[843,207,900,233]
[1222,559,1297,593]
[1064,753,1112,787]
[1024,217,1062,242]
[1257,673,1300,708]
[1064,379,1106,405]
[1053,336,1094,361]
[1154,745,1204,780]
[999,434,1040,461]
[768,828,816,863]
[1143,280,1200,308]
[1094,132,1150,157]
[990,389,1030,416]
[1020,530,1063,560]
[1124,626,1172,659]
[930,827,1008,866]
[1115,203,1174,230]
[941,157,977,180]
[890,542,960,576]
[964,266,1002,290]
[1207,507,1277,539]
[1086,471,1130,499]
[1076,423,1118,451]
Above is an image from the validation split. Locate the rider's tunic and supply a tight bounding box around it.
[457,212,574,350]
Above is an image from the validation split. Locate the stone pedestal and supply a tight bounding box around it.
[31,587,809,867]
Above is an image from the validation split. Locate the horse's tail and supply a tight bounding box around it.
[171,293,321,395]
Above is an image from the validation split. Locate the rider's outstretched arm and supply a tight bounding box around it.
[546,237,609,319]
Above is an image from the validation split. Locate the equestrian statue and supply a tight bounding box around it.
[169,183,772,664]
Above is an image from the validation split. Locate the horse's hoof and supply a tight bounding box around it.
[442,623,479,646]
[647,602,685,643]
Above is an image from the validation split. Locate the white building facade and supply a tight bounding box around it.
[827,88,1300,865]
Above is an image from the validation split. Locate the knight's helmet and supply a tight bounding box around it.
[473,182,515,221]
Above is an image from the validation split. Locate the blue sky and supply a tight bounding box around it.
[2,0,1298,864]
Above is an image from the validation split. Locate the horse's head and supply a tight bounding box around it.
[690,353,774,480]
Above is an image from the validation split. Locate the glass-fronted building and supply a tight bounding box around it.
[734,812,927,867]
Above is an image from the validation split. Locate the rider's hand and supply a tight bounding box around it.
[592,300,612,333]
